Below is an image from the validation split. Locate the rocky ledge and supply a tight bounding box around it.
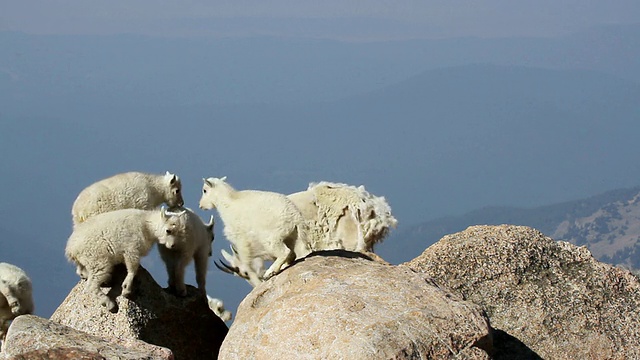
[2,225,639,359]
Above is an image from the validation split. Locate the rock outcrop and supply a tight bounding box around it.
[1,314,172,360]
[50,265,228,360]
[6,224,637,359]
[404,224,640,360]
[219,250,492,359]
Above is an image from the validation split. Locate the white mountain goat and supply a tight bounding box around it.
[71,171,184,226]
[199,176,311,286]
[289,181,398,252]
[0,262,34,346]
[65,208,188,311]
[216,181,397,285]
[157,207,215,296]
[207,295,232,322]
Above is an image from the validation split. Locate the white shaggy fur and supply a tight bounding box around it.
[157,207,215,296]
[71,171,184,226]
[199,176,311,286]
[207,295,232,322]
[289,181,398,252]
[0,263,34,346]
[65,208,188,311]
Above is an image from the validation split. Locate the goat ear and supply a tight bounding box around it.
[164,171,177,184]
[203,178,212,187]
[160,206,168,219]
[220,176,227,182]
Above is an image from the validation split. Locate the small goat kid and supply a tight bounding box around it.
[199,176,311,286]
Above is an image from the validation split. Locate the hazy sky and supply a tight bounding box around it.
[2,0,639,39]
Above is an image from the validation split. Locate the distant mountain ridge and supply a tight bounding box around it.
[1,23,639,110]
[390,187,640,269]
[551,191,640,269]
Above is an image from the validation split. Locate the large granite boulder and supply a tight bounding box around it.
[50,265,227,360]
[1,314,172,360]
[404,224,640,360]
[219,250,492,359]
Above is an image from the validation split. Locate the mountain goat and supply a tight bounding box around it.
[71,171,184,226]
[199,176,311,286]
[157,207,215,296]
[289,181,398,252]
[216,181,397,285]
[207,295,232,322]
[65,208,188,311]
[0,263,34,345]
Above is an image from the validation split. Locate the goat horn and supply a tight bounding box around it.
[214,260,238,275]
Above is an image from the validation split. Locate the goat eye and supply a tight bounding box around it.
[203,189,207,194]
[175,189,180,194]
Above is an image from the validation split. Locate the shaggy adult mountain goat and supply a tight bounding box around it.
[65,208,188,311]
[289,181,398,252]
[157,207,215,296]
[199,176,311,286]
[71,171,184,226]
[0,262,34,345]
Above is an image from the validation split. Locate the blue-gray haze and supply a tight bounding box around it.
[1,10,639,320]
